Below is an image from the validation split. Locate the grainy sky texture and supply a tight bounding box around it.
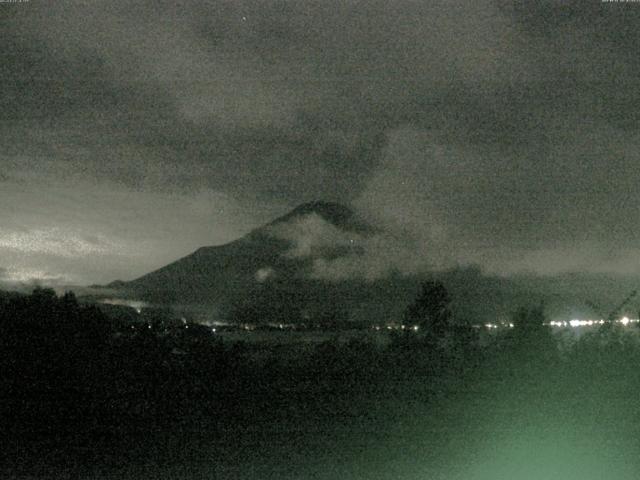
[2,1,640,284]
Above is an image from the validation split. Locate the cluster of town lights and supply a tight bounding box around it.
[480,317,639,330]
[548,316,638,328]
[214,319,638,333]
[372,325,420,332]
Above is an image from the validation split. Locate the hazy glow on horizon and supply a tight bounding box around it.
[0,228,115,257]
[0,178,280,285]
[0,267,70,285]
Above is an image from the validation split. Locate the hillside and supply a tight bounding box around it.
[108,201,384,318]
[101,201,640,325]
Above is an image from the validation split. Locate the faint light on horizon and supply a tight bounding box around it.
[0,267,71,285]
[100,298,147,313]
[0,228,116,258]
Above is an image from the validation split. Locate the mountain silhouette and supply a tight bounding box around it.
[102,201,639,326]
[264,200,373,233]
[113,201,381,317]
[102,201,528,325]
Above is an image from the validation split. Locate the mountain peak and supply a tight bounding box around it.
[115,200,375,304]
[266,201,371,234]
[290,200,352,219]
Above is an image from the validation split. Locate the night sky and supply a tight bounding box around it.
[3,1,640,285]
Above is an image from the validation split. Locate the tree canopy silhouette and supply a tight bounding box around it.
[404,280,452,340]
[507,303,556,364]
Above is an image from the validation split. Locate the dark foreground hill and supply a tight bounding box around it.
[5,287,640,480]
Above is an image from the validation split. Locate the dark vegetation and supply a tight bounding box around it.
[2,284,640,479]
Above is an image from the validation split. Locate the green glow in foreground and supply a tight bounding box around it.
[458,429,627,480]
[405,405,640,480]
[367,376,640,480]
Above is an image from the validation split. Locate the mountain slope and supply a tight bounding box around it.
[102,201,640,325]
[119,201,371,307]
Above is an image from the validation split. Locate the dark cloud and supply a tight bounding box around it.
[2,1,640,282]
[3,0,513,197]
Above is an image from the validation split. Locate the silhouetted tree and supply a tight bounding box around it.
[511,303,550,340]
[507,303,556,365]
[404,280,452,340]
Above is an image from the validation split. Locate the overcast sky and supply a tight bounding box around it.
[2,1,640,285]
